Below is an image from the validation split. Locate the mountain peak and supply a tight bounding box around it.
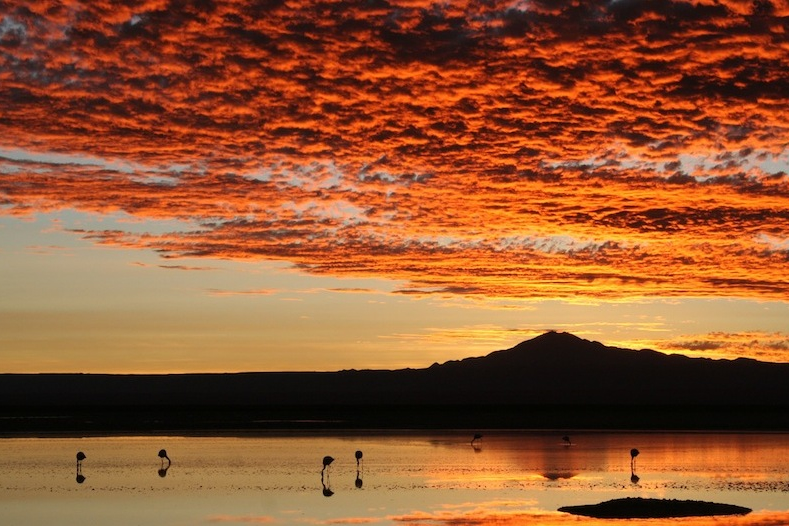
[527,330,587,345]
[508,331,600,355]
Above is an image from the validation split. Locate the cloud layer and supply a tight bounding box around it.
[2,0,788,300]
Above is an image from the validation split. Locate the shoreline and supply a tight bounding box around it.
[3,404,789,437]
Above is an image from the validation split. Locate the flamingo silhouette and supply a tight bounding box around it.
[355,450,364,488]
[157,449,171,476]
[321,456,335,495]
[630,448,640,484]
[562,435,572,446]
[471,433,482,445]
[630,448,640,471]
[76,452,86,483]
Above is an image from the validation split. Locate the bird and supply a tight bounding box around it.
[562,435,572,446]
[158,449,171,465]
[630,448,640,483]
[471,433,482,445]
[77,451,87,484]
[321,455,334,474]
[355,450,364,488]
[75,452,86,483]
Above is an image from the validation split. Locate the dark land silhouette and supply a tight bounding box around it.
[558,498,751,519]
[3,331,789,433]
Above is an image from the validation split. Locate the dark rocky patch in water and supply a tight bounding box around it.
[559,497,752,518]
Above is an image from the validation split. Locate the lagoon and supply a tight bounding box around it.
[1,431,788,525]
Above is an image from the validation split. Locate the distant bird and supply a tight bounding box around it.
[562,435,572,446]
[471,433,483,445]
[355,450,364,488]
[75,452,86,483]
[157,449,171,477]
[630,448,640,484]
[77,451,87,484]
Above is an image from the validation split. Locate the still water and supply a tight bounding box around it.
[1,431,788,525]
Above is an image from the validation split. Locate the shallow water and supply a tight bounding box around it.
[1,431,788,525]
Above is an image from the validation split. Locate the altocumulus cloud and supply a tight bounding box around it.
[1,0,788,301]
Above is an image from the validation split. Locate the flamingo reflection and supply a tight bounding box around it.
[322,480,334,497]
[471,433,483,451]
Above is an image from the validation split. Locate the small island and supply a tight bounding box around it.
[558,497,752,519]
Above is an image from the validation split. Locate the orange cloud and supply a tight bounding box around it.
[657,331,789,362]
[1,0,788,302]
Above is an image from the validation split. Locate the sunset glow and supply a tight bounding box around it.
[1,0,788,372]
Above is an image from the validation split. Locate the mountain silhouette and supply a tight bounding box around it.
[2,331,789,431]
[417,331,789,405]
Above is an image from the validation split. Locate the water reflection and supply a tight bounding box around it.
[471,433,483,451]
[541,471,577,481]
[321,478,334,497]
[0,432,787,526]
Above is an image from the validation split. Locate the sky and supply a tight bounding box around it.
[1,0,789,373]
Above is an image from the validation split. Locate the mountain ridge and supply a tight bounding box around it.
[2,331,788,408]
[3,331,789,432]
